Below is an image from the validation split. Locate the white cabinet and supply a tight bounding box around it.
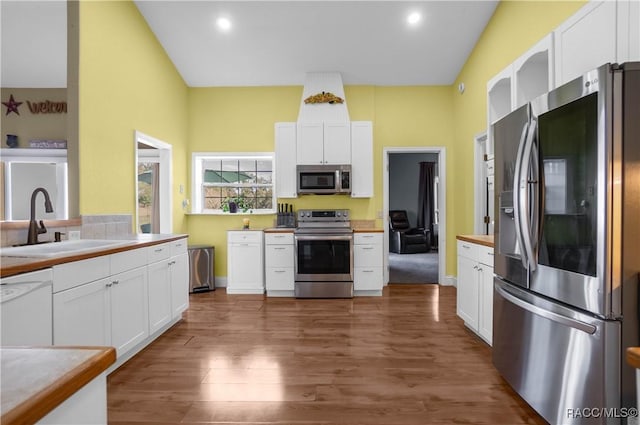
[53,277,110,347]
[53,263,149,357]
[350,121,374,198]
[147,260,171,335]
[227,230,264,294]
[52,238,188,360]
[554,1,617,86]
[296,122,351,165]
[169,239,189,318]
[456,239,494,345]
[275,122,297,198]
[264,232,295,296]
[353,233,383,295]
[109,266,149,355]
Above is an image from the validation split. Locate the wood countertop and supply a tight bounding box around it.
[0,234,188,278]
[0,346,116,425]
[457,234,494,248]
[627,347,640,369]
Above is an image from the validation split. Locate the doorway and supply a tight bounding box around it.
[134,131,172,234]
[383,147,446,285]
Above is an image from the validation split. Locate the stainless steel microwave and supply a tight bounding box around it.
[296,164,351,195]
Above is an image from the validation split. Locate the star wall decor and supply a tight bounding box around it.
[2,94,23,116]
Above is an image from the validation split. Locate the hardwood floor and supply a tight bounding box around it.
[107,285,547,424]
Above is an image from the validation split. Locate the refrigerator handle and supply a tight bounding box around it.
[513,121,529,269]
[495,281,597,334]
[519,117,538,272]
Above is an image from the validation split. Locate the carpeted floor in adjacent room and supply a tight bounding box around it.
[388,251,439,284]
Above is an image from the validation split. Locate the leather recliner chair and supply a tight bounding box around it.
[389,210,431,254]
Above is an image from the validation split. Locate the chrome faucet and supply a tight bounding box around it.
[27,187,54,245]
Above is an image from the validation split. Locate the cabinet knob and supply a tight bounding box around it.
[106,282,112,288]
[112,280,120,285]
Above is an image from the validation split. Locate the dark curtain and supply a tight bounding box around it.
[417,162,436,246]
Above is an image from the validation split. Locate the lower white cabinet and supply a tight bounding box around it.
[456,239,494,345]
[52,237,189,361]
[227,230,265,294]
[353,232,383,295]
[265,232,295,296]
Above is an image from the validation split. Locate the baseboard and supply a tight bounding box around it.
[441,275,457,287]
[215,276,227,288]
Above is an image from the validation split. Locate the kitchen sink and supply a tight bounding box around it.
[0,239,136,258]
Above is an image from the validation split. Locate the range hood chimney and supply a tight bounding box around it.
[297,72,350,123]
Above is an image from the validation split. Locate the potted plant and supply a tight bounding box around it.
[222,195,251,213]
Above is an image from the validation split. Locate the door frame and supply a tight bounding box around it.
[134,131,172,234]
[383,147,447,285]
[474,131,488,234]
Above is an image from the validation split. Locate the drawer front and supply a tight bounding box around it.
[147,243,171,263]
[265,233,294,245]
[265,268,294,291]
[111,246,149,275]
[457,240,478,260]
[354,267,383,291]
[477,245,494,267]
[228,231,263,244]
[354,233,382,245]
[53,256,110,293]
[354,244,382,268]
[170,238,188,257]
[265,245,294,268]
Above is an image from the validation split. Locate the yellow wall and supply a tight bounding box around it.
[187,85,454,276]
[78,0,189,233]
[451,1,586,240]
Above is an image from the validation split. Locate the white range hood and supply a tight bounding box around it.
[297,72,350,123]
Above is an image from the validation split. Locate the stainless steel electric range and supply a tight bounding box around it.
[293,209,353,298]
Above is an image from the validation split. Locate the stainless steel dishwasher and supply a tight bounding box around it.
[187,245,215,292]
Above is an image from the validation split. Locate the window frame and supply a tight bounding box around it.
[191,152,276,214]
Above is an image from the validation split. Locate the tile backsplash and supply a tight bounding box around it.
[1,214,133,247]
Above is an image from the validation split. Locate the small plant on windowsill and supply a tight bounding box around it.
[222,195,251,213]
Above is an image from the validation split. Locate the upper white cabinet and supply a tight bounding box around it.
[297,122,351,165]
[350,121,374,198]
[554,1,617,86]
[514,34,554,109]
[275,123,297,198]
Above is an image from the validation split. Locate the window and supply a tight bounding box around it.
[192,153,275,213]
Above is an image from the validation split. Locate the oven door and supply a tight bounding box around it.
[294,234,353,282]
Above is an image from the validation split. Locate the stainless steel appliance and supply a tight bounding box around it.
[493,62,640,425]
[296,164,351,195]
[294,209,353,298]
[188,245,215,292]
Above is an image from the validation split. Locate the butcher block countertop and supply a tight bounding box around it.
[0,346,116,425]
[456,234,494,248]
[627,347,640,369]
[0,234,187,278]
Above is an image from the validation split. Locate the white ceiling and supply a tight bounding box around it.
[1,1,499,88]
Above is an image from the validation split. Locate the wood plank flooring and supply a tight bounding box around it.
[107,285,548,424]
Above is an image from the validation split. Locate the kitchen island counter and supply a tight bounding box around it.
[456,234,494,248]
[0,346,116,425]
[0,233,187,278]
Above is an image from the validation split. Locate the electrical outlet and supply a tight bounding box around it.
[68,230,81,240]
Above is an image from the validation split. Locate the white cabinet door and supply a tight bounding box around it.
[296,122,324,165]
[323,122,351,164]
[53,278,110,347]
[147,260,172,334]
[478,263,494,345]
[110,267,149,356]
[456,254,479,331]
[353,233,383,293]
[228,231,264,294]
[350,121,373,198]
[554,1,617,86]
[170,252,189,318]
[275,122,298,198]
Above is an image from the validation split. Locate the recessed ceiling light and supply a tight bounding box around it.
[407,12,422,26]
[216,17,232,32]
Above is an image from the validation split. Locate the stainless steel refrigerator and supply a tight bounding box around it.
[492,62,640,425]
